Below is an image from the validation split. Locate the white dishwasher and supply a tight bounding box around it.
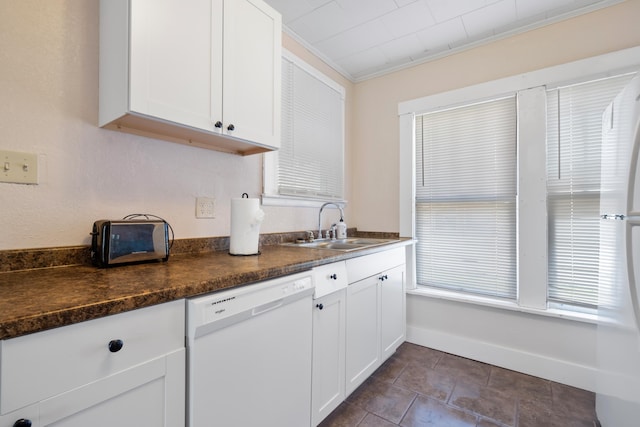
[186,271,314,427]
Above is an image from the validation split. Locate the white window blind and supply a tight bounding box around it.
[278,55,344,200]
[415,96,517,299]
[546,73,635,308]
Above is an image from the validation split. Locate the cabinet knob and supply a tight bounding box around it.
[379,274,388,281]
[13,419,32,427]
[214,121,223,128]
[316,303,324,310]
[108,339,124,353]
[329,274,337,280]
[227,124,235,131]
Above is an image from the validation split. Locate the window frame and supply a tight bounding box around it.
[398,46,640,322]
[263,49,346,208]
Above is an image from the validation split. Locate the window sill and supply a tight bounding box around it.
[407,286,598,325]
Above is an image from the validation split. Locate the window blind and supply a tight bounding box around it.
[546,73,635,308]
[278,56,344,200]
[415,96,517,299]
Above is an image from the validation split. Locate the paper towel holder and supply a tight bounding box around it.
[229,192,263,256]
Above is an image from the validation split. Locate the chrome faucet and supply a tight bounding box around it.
[318,202,344,240]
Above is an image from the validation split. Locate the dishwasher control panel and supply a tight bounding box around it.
[187,271,314,337]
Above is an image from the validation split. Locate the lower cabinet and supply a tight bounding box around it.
[381,265,407,361]
[345,275,381,395]
[312,247,407,425]
[345,248,406,396]
[311,288,346,426]
[0,300,185,427]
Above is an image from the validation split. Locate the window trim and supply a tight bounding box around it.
[398,45,640,321]
[263,49,346,208]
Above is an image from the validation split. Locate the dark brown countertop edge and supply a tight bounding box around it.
[0,231,411,340]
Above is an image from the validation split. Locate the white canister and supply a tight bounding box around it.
[229,194,265,255]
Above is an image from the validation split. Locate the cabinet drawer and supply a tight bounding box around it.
[346,247,405,284]
[0,300,184,415]
[313,261,348,299]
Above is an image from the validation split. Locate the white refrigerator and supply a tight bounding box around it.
[596,73,640,425]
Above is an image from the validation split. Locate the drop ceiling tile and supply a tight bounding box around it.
[415,17,467,50]
[425,0,488,22]
[336,47,389,76]
[288,1,354,44]
[378,33,426,63]
[394,0,420,6]
[380,0,436,38]
[515,0,573,19]
[314,18,394,60]
[307,0,333,8]
[461,0,517,37]
[335,0,399,26]
[263,0,322,24]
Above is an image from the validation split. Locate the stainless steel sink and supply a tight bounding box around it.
[282,237,399,252]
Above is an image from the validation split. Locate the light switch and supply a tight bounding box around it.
[0,150,38,184]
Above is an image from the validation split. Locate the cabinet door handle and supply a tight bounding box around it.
[227,124,235,131]
[108,339,124,353]
[316,303,324,310]
[13,419,32,427]
[214,121,223,128]
[329,274,337,280]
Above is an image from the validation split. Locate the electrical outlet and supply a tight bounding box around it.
[196,197,215,218]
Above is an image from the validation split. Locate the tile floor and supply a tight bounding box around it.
[319,342,599,427]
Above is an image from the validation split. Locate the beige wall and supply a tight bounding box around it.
[351,0,640,232]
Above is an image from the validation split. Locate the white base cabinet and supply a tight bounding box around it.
[311,262,348,427]
[311,247,407,425]
[345,247,406,396]
[0,301,185,427]
[312,289,346,426]
[345,275,381,395]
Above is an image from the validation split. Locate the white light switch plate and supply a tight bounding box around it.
[196,197,215,218]
[0,149,38,184]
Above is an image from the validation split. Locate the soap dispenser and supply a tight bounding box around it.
[336,218,347,239]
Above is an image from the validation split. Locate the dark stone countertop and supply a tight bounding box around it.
[0,239,411,340]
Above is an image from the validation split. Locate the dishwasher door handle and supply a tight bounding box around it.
[252,298,284,316]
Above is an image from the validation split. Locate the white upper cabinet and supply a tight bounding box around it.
[99,0,281,155]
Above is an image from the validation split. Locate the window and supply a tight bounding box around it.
[263,50,345,206]
[400,48,640,317]
[415,97,517,299]
[546,74,634,308]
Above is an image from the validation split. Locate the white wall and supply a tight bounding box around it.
[407,296,598,390]
[0,1,353,251]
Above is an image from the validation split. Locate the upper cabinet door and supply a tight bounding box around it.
[129,0,217,132]
[222,0,281,149]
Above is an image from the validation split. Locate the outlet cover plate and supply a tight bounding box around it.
[0,149,38,184]
[196,197,215,218]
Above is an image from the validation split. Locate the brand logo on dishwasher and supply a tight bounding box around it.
[210,296,236,307]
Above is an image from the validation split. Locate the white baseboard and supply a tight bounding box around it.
[407,325,597,392]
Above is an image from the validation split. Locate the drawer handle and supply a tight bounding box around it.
[14,419,32,427]
[108,339,124,353]
[329,274,337,280]
[379,274,388,281]
[316,303,324,310]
